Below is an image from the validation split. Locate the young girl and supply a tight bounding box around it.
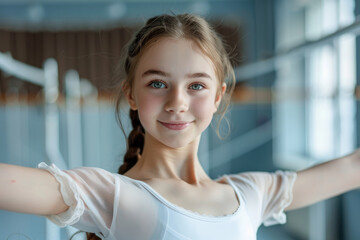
[1,13,360,240]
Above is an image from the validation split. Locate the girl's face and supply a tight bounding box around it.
[126,37,225,149]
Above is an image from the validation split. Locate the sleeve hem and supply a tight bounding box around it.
[263,171,297,226]
[38,162,85,227]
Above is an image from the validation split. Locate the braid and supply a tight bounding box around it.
[85,233,100,240]
[118,109,145,174]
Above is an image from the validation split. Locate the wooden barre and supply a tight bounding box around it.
[0,86,360,105]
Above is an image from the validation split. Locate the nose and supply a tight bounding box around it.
[164,87,188,113]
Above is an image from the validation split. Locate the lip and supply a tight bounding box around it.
[158,121,192,130]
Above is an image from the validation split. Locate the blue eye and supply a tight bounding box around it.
[149,81,166,89]
[190,83,204,90]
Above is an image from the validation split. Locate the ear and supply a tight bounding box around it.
[214,83,226,113]
[123,83,137,110]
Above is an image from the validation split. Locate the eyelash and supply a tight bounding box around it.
[148,80,167,89]
[189,82,205,90]
[148,80,206,90]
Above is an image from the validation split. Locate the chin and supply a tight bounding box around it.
[161,140,191,149]
[154,134,196,149]
[145,130,201,149]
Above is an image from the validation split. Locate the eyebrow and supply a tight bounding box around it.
[141,69,212,80]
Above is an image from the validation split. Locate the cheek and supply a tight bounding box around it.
[192,95,216,120]
[136,92,163,125]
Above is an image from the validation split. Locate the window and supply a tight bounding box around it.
[274,0,356,168]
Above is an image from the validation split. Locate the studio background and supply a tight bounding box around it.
[0,0,359,239]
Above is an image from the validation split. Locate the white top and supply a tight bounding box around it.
[38,162,297,240]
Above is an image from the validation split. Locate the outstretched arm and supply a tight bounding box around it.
[286,149,360,211]
[0,163,69,215]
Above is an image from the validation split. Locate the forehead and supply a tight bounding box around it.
[135,37,216,79]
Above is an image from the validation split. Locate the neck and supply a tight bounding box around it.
[127,132,211,185]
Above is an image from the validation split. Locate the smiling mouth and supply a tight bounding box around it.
[158,121,192,130]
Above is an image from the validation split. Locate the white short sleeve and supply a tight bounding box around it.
[229,170,296,228]
[38,162,117,237]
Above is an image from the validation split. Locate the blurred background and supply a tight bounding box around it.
[0,0,359,239]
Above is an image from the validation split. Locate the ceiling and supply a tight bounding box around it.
[0,0,250,31]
